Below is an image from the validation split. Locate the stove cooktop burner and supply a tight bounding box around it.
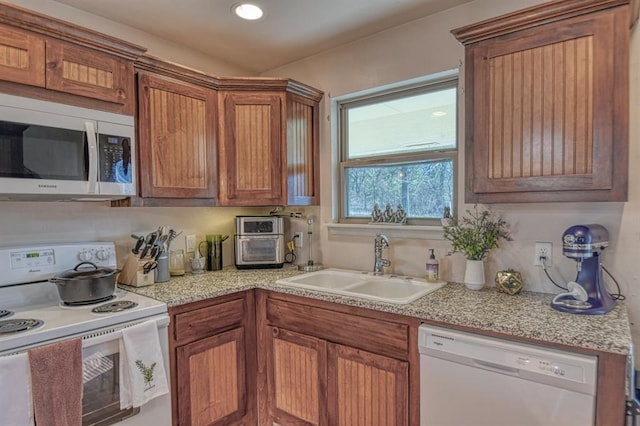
[0,310,13,319]
[63,295,115,307]
[91,300,138,314]
[0,319,43,334]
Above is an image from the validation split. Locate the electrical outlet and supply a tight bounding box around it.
[185,235,196,253]
[294,231,303,248]
[534,242,553,266]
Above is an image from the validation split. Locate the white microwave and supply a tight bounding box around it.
[0,94,136,200]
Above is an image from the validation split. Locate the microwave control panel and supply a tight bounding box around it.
[98,134,131,184]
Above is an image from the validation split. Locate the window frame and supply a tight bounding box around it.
[337,76,459,226]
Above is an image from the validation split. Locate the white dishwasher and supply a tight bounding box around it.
[419,324,598,426]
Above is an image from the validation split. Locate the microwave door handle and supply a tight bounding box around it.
[84,121,98,194]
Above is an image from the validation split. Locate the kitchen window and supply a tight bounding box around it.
[337,76,458,226]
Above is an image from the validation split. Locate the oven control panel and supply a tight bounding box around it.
[11,249,56,269]
[0,242,116,287]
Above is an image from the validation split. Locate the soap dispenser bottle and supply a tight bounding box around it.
[426,249,439,282]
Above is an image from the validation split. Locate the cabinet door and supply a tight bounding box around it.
[45,40,134,108]
[137,71,217,198]
[0,24,45,87]
[267,327,327,426]
[176,327,246,426]
[218,91,285,206]
[464,5,628,202]
[327,343,408,426]
[287,94,320,206]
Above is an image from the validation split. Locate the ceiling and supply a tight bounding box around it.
[53,0,473,74]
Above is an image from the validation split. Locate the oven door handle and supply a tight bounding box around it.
[82,315,169,348]
[84,121,98,194]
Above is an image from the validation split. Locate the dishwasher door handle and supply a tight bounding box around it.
[472,358,520,376]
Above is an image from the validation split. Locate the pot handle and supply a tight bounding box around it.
[74,261,98,271]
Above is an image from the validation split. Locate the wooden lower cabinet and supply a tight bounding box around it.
[257,290,414,426]
[169,292,256,425]
[168,289,626,426]
[267,327,327,425]
[177,327,247,425]
[328,343,408,426]
[264,326,408,426]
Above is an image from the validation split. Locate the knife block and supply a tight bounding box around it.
[118,253,154,287]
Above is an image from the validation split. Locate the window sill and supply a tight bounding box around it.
[324,223,445,240]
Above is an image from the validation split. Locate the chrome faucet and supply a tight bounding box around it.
[373,234,390,275]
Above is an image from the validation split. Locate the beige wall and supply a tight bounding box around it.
[264,0,640,349]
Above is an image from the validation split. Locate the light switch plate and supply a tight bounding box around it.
[185,235,196,253]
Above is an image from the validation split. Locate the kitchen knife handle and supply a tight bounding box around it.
[139,244,151,260]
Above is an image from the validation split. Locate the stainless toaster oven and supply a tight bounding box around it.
[235,216,284,269]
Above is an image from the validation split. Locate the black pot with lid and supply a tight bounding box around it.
[50,261,121,304]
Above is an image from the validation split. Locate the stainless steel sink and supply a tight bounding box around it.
[275,268,446,304]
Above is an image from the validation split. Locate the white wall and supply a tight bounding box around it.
[264,0,640,348]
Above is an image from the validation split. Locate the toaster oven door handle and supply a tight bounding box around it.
[84,121,98,194]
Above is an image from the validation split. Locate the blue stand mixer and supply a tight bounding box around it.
[551,224,616,315]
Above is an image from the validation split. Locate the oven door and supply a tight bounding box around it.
[81,315,171,426]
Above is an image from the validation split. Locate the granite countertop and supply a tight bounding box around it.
[120,266,631,356]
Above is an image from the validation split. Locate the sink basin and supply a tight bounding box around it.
[275,268,446,304]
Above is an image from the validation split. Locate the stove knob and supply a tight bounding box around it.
[78,250,93,262]
[96,249,110,261]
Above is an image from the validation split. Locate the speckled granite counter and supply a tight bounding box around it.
[120,266,631,356]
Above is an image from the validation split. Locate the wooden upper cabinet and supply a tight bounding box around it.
[287,93,320,205]
[137,71,217,199]
[0,3,143,114]
[45,40,133,107]
[452,0,633,203]
[0,23,45,87]
[217,80,323,207]
[218,91,286,206]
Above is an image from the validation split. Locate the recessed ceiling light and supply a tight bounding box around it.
[234,3,263,20]
[431,111,447,117]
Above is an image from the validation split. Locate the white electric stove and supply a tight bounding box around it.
[0,242,167,354]
[0,242,171,426]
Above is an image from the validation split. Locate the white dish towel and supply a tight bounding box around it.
[120,319,169,409]
[0,352,34,425]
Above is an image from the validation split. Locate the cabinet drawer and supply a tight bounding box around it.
[266,298,408,359]
[175,298,244,345]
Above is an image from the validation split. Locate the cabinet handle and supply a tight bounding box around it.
[272,327,279,337]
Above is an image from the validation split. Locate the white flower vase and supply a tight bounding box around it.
[464,259,485,290]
